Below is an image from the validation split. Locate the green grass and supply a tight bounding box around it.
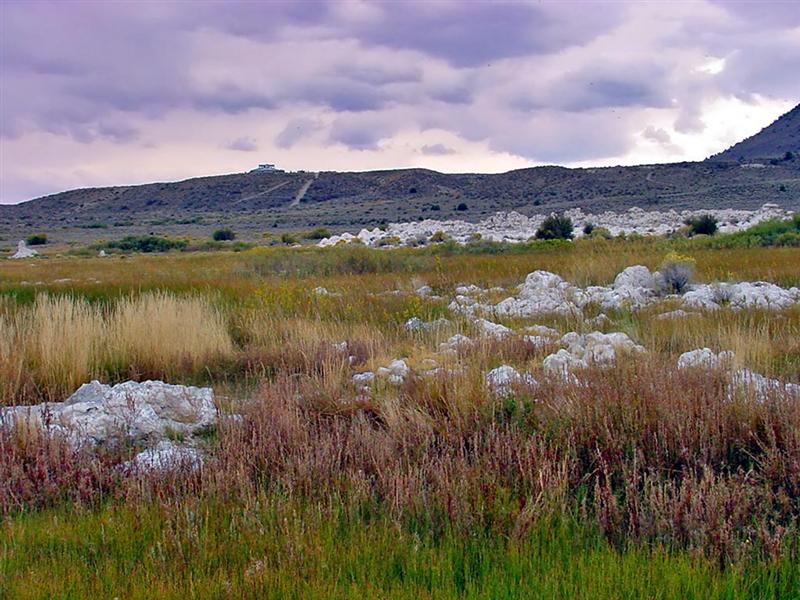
[694,215,800,249]
[2,499,797,599]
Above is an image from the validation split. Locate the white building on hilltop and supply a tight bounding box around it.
[251,163,277,172]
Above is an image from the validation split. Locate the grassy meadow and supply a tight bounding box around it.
[1,237,799,598]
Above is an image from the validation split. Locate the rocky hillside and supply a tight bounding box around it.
[709,103,800,161]
[1,161,798,241]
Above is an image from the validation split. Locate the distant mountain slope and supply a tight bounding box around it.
[710,104,800,161]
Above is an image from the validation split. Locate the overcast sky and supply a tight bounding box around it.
[1,0,798,204]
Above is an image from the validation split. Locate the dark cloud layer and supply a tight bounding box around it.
[1,0,798,203]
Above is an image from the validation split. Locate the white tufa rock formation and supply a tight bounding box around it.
[683,282,800,311]
[485,365,537,396]
[0,380,217,446]
[675,349,800,402]
[10,240,38,259]
[438,334,473,354]
[451,266,799,320]
[122,440,204,473]
[317,204,793,248]
[474,318,514,339]
[404,317,452,332]
[376,359,410,385]
[677,348,735,370]
[543,331,645,377]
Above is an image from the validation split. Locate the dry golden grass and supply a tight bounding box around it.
[0,292,235,403]
[0,242,797,295]
[110,292,233,377]
[28,295,103,393]
[0,241,797,405]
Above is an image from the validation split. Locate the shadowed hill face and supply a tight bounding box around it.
[710,104,800,161]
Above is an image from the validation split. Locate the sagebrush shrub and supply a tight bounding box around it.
[25,233,48,246]
[303,228,331,240]
[212,228,235,241]
[536,214,574,240]
[686,214,719,236]
[659,251,695,293]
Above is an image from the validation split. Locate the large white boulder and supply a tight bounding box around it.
[543,330,645,376]
[683,282,798,311]
[543,349,589,377]
[0,380,217,445]
[729,369,800,402]
[405,317,452,332]
[475,318,513,339]
[438,334,473,354]
[485,365,537,396]
[613,265,657,291]
[677,348,734,370]
[494,271,583,317]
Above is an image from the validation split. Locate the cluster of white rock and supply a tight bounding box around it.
[449,266,800,318]
[677,348,800,401]
[682,282,800,311]
[317,204,793,248]
[0,380,217,471]
[544,331,646,376]
[404,317,452,332]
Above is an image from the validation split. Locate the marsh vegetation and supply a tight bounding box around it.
[0,236,799,598]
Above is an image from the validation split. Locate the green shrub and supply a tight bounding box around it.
[303,228,331,240]
[685,214,718,236]
[25,233,48,246]
[281,233,298,245]
[582,222,595,236]
[99,235,187,253]
[535,214,573,240]
[587,227,612,240]
[701,215,800,249]
[775,231,800,247]
[429,230,449,243]
[212,228,236,241]
[456,202,468,212]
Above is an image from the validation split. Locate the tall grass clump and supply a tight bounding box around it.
[107,292,235,379]
[27,295,104,396]
[0,292,235,404]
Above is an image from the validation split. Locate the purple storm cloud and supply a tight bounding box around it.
[1,0,798,203]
